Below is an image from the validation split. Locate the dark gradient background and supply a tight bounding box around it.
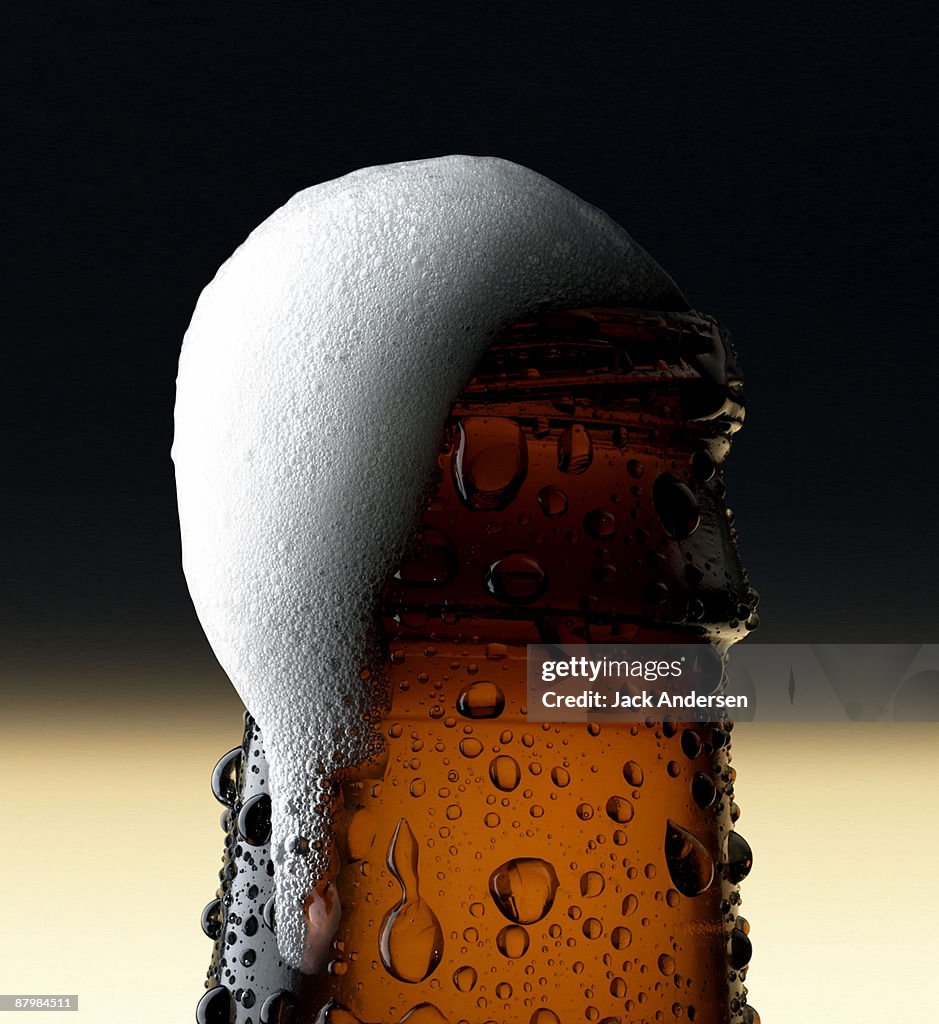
[3,3,938,1021]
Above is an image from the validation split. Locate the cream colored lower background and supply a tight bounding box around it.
[4,678,937,1022]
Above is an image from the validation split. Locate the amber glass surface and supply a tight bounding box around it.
[297,308,758,1024]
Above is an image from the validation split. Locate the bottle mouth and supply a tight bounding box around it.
[459,307,746,442]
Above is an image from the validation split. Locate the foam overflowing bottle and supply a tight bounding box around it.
[175,158,759,1024]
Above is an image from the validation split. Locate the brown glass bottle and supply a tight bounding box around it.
[199,307,759,1024]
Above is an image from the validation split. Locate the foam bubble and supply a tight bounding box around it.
[173,155,686,967]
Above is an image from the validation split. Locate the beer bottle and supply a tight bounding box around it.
[197,306,758,1024]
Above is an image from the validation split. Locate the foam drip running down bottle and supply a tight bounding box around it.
[198,306,759,1024]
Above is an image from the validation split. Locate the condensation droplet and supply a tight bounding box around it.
[726,831,753,883]
[664,820,715,897]
[211,748,242,806]
[238,793,272,846]
[489,755,521,792]
[379,819,444,982]
[691,772,716,809]
[258,990,296,1024]
[196,986,233,1024]
[584,509,616,538]
[201,898,223,940]
[396,527,457,587]
[582,917,602,939]
[489,858,560,924]
[453,417,528,511]
[485,553,548,604]
[345,808,378,861]
[729,927,753,969]
[605,796,634,824]
[537,486,569,519]
[457,681,506,719]
[653,474,701,540]
[580,871,605,898]
[453,965,478,992]
[399,1005,449,1024]
[496,924,531,958]
[610,926,632,950]
[557,424,593,474]
[550,766,570,788]
[622,761,644,787]
[459,738,484,758]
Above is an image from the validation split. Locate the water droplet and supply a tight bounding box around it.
[489,755,521,791]
[196,986,233,1024]
[576,802,595,821]
[457,681,506,719]
[380,820,444,982]
[201,898,223,940]
[550,766,570,788]
[211,748,242,806]
[627,459,643,478]
[582,917,602,938]
[346,808,378,861]
[484,812,501,828]
[729,927,752,968]
[664,820,715,897]
[681,730,703,759]
[259,989,296,1024]
[658,953,675,976]
[622,761,644,787]
[691,449,717,482]
[459,738,484,758]
[489,858,560,924]
[584,509,616,538]
[610,927,632,950]
[496,924,530,958]
[237,794,271,846]
[399,1005,449,1024]
[485,553,548,603]
[261,896,276,931]
[409,779,427,798]
[726,832,753,883]
[605,796,634,824]
[580,871,605,898]
[396,528,457,586]
[621,893,638,916]
[691,772,716,809]
[530,1011,560,1024]
[537,485,569,519]
[653,474,700,539]
[557,424,593,474]
[453,417,528,510]
[496,982,513,1000]
[312,1002,361,1024]
[453,966,478,992]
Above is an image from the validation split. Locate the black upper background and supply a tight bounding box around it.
[4,1,937,687]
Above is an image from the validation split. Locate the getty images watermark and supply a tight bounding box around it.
[527,644,939,723]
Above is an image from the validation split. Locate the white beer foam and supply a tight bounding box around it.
[173,155,685,967]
